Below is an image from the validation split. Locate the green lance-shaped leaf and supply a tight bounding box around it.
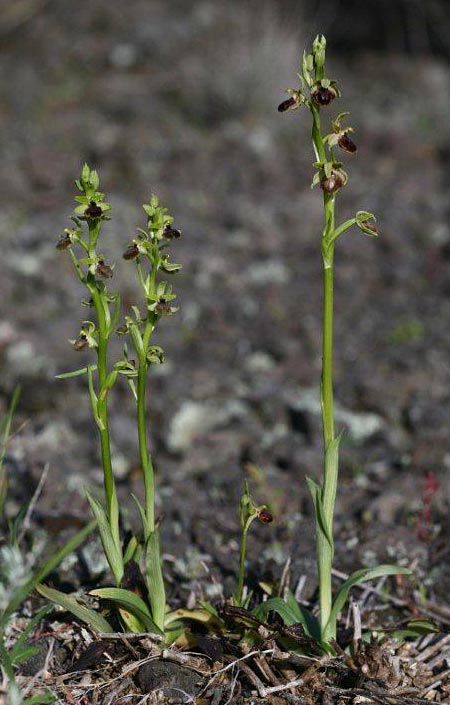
[109,483,121,566]
[145,530,166,632]
[284,590,321,641]
[321,433,342,536]
[86,492,124,586]
[89,587,163,635]
[36,584,113,633]
[324,564,412,638]
[86,366,104,431]
[131,494,150,539]
[123,533,141,565]
[253,597,312,635]
[306,477,333,550]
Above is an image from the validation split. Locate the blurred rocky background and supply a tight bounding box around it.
[0,0,449,599]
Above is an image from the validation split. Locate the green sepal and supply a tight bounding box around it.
[160,256,182,274]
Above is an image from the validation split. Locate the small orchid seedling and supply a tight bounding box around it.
[276,36,411,648]
[234,481,273,608]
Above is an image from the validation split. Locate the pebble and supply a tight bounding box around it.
[167,399,248,453]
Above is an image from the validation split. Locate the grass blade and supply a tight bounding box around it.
[8,606,51,665]
[2,520,97,624]
[0,386,20,514]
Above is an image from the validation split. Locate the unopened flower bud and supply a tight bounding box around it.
[356,211,378,236]
[311,85,337,107]
[312,34,326,70]
[163,225,181,240]
[147,346,165,364]
[258,508,273,524]
[56,233,72,250]
[338,132,357,153]
[123,243,140,260]
[85,201,103,219]
[96,259,113,278]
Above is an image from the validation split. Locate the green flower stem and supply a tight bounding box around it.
[311,102,339,639]
[68,240,115,518]
[133,262,166,624]
[137,320,156,535]
[311,104,326,164]
[133,260,158,535]
[235,523,249,607]
[85,221,117,534]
